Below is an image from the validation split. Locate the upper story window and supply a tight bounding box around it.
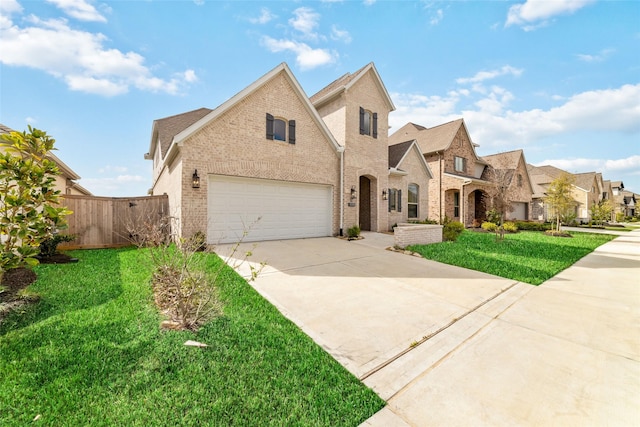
[266,113,296,144]
[359,107,378,138]
[408,183,418,219]
[454,156,466,173]
[517,174,523,187]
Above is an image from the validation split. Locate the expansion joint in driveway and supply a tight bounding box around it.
[359,281,520,381]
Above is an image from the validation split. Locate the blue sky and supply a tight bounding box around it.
[1,0,638,196]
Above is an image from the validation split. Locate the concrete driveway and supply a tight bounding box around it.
[219,230,640,426]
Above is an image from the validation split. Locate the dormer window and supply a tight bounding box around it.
[266,113,296,144]
[454,156,466,173]
[359,107,378,138]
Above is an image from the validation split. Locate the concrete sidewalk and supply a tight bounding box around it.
[363,230,640,426]
[219,230,640,426]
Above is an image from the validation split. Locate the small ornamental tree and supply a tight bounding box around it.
[0,126,71,279]
[483,165,515,241]
[545,172,576,233]
[590,199,614,226]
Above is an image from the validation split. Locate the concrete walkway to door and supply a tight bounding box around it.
[219,230,640,426]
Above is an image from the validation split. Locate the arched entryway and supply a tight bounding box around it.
[359,176,372,231]
[358,175,380,231]
[469,189,489,224]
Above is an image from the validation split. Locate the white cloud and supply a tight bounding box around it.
[576,48,615,63]
[363,0,376,5]
[289,7,320,40]
[506,0,595,29]
[537,155,640,174]
[0,13,196,96]
[261,36,336,70]
[46,0,107,22]
[331,25,351,43]
[82,174,149,196]
[390,83,640,150]
[249,7,275,24]
[430,9,443,26]
[98,165,128,174]
[456,65,523,84]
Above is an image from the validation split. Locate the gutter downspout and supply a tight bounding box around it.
[338,146,345,236]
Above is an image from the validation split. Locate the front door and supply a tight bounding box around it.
[359,176,371,231]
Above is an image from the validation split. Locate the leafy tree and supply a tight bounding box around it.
[0,126,71,279]
[590,199,613,225]
[544,172,576,232]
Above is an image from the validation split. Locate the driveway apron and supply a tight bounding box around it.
[219,230,640,426]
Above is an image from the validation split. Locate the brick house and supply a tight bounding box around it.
[145,63,431,243]
[390,119,516,226]
[481,149,534,221]
[527,165,602,223]
[611,181,637,218]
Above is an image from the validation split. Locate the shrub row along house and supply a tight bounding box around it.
[144,62,635,244]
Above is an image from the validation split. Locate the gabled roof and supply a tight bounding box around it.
[310,62,395,111]
[611,181,624,189]
[482,149,523,170]
[155,63,343,165]
[149,108,212,159]
[388,139,433,178]
[526,164,555,198]
[390,118,488,165]
[572,171,598,192]
[482,149,533,192]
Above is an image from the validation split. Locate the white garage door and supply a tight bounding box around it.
[508,202,528,220]
[208,175,333,244]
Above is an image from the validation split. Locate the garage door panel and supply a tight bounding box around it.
[208,176,332,244]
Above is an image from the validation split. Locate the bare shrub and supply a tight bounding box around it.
[124,210,264,331]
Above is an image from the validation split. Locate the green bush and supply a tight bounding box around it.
[503,222,518,232]
[486,208,501,224]
[38,234,76,258]
[481,222,497,232]
[443,221,464,242]
[347,224,361,239]
[514,221,551,231]
[409,218,439,225]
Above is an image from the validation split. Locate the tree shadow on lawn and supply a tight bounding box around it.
[0,248,127,336]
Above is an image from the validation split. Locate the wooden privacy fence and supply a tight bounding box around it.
[58,194,169,249]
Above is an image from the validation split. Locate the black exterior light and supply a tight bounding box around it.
[382,189,388,200]
[350,185,357,201]
[192,169,200,188]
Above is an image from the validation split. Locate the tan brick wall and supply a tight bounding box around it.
[168,70,341,239]
[394,224,443,248]
[316,69,391,232]
[152,153,183,237]
[387,147,431,229]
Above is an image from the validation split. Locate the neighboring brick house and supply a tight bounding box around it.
[146,62,429,243]
[387,140,433,226]
[527,165,601,223]
[611,181,637,218]
[481,149,534,221]
[389,119,496,225]
[0,123,92,196]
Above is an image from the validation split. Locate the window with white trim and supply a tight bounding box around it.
[266,113,296,144]
[408,183,419,219]
[359,107,378,138]
[453,191,460,218]
[454,156,466,173]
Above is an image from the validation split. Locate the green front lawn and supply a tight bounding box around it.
[408,231,616,285]
[0,248,384,426]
